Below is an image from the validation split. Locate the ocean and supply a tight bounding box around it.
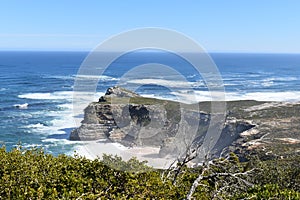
[1,51,300,156]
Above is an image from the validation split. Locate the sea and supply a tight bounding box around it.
[1,51,300,156]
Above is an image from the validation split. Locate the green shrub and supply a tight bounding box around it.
[0,146,299,199]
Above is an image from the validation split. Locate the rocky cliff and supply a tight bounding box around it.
[70,87,300,160]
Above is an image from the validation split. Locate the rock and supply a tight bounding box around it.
[211,120,256,157]
[70,86,300,160]
[70,124,109,141]
[104,86,140,98]
[159,137,178,157]
[108,129,127,142]
[70,87,171,143]
[70,103,118,141]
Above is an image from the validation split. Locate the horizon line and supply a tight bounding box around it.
[0,49,300,55]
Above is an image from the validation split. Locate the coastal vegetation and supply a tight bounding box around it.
[0,146,299,199]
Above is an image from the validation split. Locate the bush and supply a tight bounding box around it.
[0,146,299,199]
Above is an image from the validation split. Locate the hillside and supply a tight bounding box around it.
[70,86,300,161]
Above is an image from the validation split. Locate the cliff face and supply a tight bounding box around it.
[69,103,117,141]
[70,87,183,147]
[70,87,300,159]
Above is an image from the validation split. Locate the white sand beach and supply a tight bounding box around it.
[74,140,175,169]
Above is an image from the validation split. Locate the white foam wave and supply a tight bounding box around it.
[14,103,29,109]
[74,75,119,81]
[259,77,298,87]
[49,117,75,131]
[48,104,77,130]
[169,90,300,103]
[25,102,76,135]
[261,80,274,87]
[127,78,205,88]
[18,91,74,100]
[41,138,85,145]
[266,77,298,82]
[223,83,239,86]
[25,122,66,135]
[49,75,74,80]
[58,103,73,109]
[25,123,45,129]
[20,90,108,156]
[21,144,44,148]
[232,91,300,102]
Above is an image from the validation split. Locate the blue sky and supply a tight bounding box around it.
[1,0,300,53]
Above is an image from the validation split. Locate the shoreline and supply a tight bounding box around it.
[73,139,175,169]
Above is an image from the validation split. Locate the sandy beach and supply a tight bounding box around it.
[74,140,175,169]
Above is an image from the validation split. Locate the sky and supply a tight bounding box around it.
[0,0,300,53]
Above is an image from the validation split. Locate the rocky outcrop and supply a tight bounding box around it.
[71,87,191,144]
[70,86,176,144]
[70,86,300,160]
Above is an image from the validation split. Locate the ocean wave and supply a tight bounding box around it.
[25,123,45,129]
[258,77,298,88]
[236,91,300,102]
[168,90,300,103]
[25,106,76,135]
[42,138,87,145]
[223,83,239,86]
[17,143,44,149]
[222,75,298,88]
[57,103,73,110]
[126,78,205,88]
[74,75,119,81]
[24,123,65,135]
[13,103,29,109]
[18,91,74,100]
[41,138,85,145]
[48,117,75,131]
[262,76,298,82]
[48,75,74,80]
[18,91,105,106]
[261,80,274,87]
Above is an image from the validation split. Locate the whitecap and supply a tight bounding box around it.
[261,80,274,87]
[48,117,75,131]
[25,123,45,129]
[49,75,74,80]
[58,103,73,110]
[238,91,300,102]
[14,103,29,109]
[126,78,204,88]
[261,77,298,87]
[18,91,73,100]
[272,77,298,82]
[74,75,119,81]
[170,90,300,103]
[24,108,76,135]
[41,138,85,145]
[21,143,43,148]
